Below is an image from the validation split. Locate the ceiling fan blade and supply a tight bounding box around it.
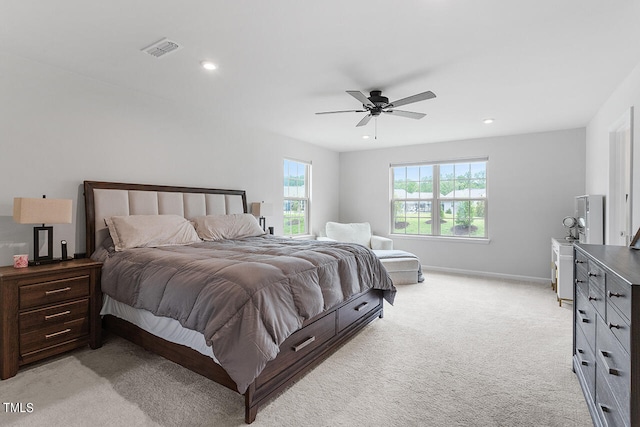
[347,90,375,108]
[383,109,426,120]
[387,91,436,108]
[356,114,372,127]
[316,109,367,115]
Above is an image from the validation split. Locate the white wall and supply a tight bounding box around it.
[339,129,586,281]
[0,52,340,264]
[586,60,640,239]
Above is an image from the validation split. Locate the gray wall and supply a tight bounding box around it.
[0,52,340,265]
[338,129,586,281]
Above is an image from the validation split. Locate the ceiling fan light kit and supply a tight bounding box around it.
[316,89,436,138]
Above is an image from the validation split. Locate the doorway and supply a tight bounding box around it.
[609,107,633,245]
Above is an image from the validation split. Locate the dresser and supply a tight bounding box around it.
[0,259,102,379]
[573,244,640,427]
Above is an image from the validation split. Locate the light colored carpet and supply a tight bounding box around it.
[1,272,592,427]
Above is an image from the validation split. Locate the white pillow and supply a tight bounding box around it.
[105,215,201,251]
[325,222,372,247]
[193,214,265,241]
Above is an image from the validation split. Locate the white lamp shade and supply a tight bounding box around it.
[13,198,73,224]
[252,201,273,217]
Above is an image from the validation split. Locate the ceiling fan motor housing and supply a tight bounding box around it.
[367,90,388,116]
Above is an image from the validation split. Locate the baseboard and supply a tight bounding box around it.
[421,265,549,284]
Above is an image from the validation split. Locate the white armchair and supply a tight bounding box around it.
[317,222,423,285]
[317,221,393,250]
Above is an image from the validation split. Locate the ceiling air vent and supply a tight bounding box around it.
[141,38,182,58]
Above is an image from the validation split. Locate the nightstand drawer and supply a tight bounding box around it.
[19,299,89,333]
[20,317,89,355]
[19,275,90,309]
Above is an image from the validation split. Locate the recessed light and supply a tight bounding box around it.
[201,61,217,71]
[362,135,370,140]
[483,118,495,124]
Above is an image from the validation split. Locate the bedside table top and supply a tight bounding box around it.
[0,258,102,278]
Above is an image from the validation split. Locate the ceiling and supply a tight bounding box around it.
[2,1,640,152]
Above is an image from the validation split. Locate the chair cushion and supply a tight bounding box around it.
[325,222,372,247]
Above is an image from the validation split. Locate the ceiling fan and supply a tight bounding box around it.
[316,89,436,127]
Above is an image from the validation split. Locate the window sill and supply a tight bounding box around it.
[390,234,491,244]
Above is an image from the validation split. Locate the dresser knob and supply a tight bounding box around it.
[588,272,598,277]
[608,323,621,330]
[588,296,597,301]
[575,260,584,264]
[608,291,623,298]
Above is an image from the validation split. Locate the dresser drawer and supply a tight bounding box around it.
[606,303,631,356]
[337,290,381,332]
[19,275,90,309]
[20,317,89,356]
[257,311,336,387]
[574,272,589,300]
[596,317,630,420]
[574,324,596,399]
[596,368,627,427]
[607,275,631,323]
[19,299,89,333]
[574,252,589,294]
[575,289,596,350]
[588,262,605,295]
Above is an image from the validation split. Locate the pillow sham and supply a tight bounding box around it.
[193,214,265,241]
[105,214,201,251]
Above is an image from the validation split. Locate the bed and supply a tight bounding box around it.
[83,180,395,423]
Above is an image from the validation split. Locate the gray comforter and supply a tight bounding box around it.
[92,236,395,393]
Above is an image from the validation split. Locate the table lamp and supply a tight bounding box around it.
[252,201,273,232]
[13,196,73,265]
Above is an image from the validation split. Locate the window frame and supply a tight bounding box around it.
[390,158,488,240]
[283,158,311,237]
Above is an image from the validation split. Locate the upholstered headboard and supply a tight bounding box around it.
[84,181,247,256]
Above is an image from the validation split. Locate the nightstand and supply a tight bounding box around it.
[0,259,102,379]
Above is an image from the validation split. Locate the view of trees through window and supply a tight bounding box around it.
[283,159,310,236]
[391,160,487,238]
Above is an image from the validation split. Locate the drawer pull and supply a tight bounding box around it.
[577,310,589,323]
[600,350,620,376]
[45,287,71,295]
[608,291,623,298]
[45,328,71,339]
[44,310,71,320]
[588,272,599,277]
[608,322,621,330]
[575,260,584,264]
[292,336,316,352]
[588,295,597,301]
[599,404,610,413]
[576,350,590,366]
[575,279,584,284]
[355,302,369,312]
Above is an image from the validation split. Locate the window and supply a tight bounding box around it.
[283,159,311,236]
[391,159,487,238]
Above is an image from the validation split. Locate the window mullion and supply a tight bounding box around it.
[433,164,440,235]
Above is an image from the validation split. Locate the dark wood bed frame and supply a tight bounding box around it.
[84,180,385,423]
